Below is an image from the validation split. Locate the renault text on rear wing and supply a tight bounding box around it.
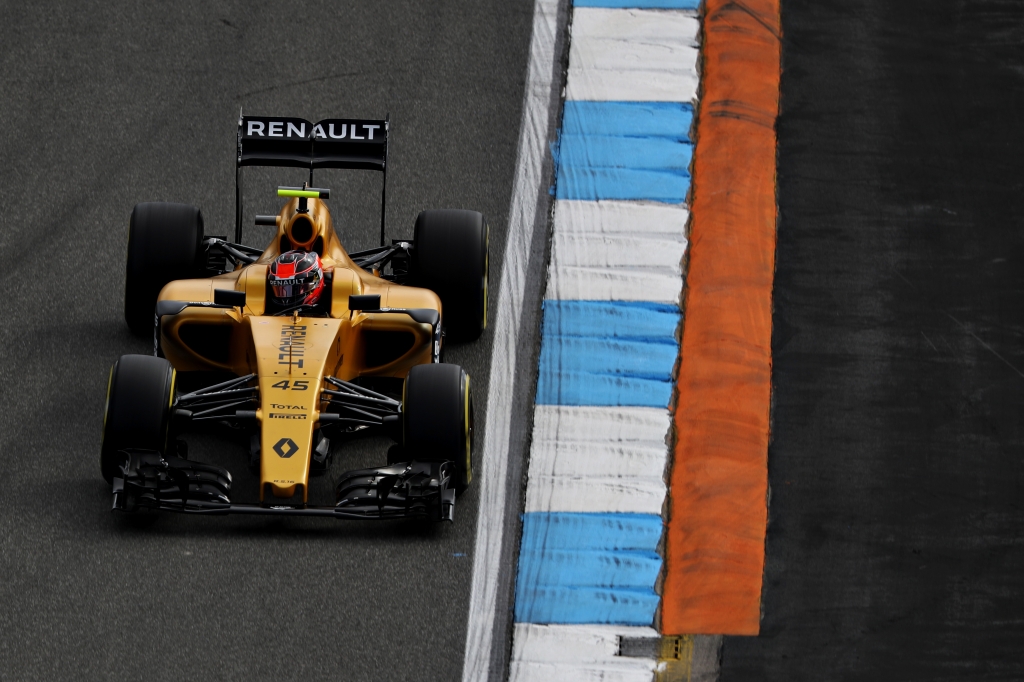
[238,116,388,171]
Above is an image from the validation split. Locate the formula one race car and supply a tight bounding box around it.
[101,114,487,522]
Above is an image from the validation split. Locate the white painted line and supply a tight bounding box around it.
[510,623,659,682]
[462,0,562,679]
[566,9,699,102]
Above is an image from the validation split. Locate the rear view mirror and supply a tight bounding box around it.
[349,294,381,311]
[214,289,246,307]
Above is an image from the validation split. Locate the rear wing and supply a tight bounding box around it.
[234,113,391,244]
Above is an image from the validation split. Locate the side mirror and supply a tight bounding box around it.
[348,294,381,311]
[155,300,189,318]
[214,289,246,307]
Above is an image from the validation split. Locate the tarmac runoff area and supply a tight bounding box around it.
[721,0,1024,679]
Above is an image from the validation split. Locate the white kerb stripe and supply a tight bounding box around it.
[528,405,671,512]
[546,201,688,302]
[566,9,699,102]
[531,405,670,479]
[513,623,660,662]
[525,475,666,514]
[462,0,561,679]
[571,8,700,44]
[534,404,672,440]
[529,442,668,479]
[551,233,687,269]
[546,265,683,303]
[510,624,659,682]
[571,40,698,77]
[511,662,656,682]
[555,200,690,236]
[566,65,699,103]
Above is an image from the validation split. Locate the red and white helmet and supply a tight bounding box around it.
[268,250,324,307]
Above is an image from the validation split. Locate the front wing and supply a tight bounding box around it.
[112,451,456,522]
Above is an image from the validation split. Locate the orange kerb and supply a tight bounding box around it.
[662,0,781,636]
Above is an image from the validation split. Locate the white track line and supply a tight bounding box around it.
[461,0,562,679]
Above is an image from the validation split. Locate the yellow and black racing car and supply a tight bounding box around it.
[101,113,487,522]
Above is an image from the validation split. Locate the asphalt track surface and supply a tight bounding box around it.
[0,2,537,680]
[723,1,1024,679]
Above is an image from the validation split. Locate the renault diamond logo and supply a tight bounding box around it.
[273,437,299,459]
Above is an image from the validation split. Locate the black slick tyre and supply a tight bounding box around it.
[124,202,205,336]
[100,355,176,484]
[403,363,474,494]
[411,209,488,342]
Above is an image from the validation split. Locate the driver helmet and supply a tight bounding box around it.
[268,250,324,308]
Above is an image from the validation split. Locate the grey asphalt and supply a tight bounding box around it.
[722,0,1024,679]
[0,2,538,680]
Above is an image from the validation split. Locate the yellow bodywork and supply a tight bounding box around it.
[156,198,440,503]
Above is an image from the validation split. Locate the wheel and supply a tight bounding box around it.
[100,355,176,484]
[411,209,488,342]
[403,363,474,494]
[124,202,205,336]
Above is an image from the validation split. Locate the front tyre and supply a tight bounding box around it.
[411,209,488,342]
[124,202,205,336]
[403,363,474,494]
[100,355,176,484]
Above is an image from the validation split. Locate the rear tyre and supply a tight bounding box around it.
[411,209,488,342]
[100,355,176,484]
[403,363,474,494]
[124,202,205,336]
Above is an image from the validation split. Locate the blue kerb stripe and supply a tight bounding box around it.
[520,512,664,552]
[556,101,693,202]
[536,301,678,407]
[540,336,678,379]
[558,164,690,203]
[559,134,693,171]
[519,549,662,589]
[562,101,693,140]
[542,300,679,341]
[575,0,699,7]
[515,513,663,624]
[515,586,661,625]
[537,372,673,406]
